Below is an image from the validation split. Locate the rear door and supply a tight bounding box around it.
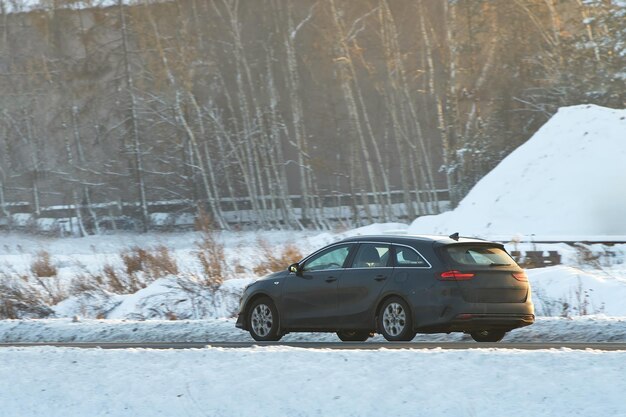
[338,242,393,328]
[389,244,436,321]
[440,244,528,303]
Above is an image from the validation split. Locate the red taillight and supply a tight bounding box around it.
[512,272,528,281]
[439,270,475,281]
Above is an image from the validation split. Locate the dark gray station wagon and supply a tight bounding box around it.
[236,234,534,342]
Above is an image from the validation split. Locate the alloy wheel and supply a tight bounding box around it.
[251,303,273,338]
[382,302,406,337]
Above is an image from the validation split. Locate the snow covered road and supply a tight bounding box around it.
[1,346,624,417]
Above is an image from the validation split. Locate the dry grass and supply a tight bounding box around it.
[0,274,54,319]
[145,245,179,277]
[194,209,227,291]
[121,245,179,278]
[30,250,57,278]
[253,239,303,276]
[1,244,182,318]
[120,246,148,276]
[69,273,102,295]
[68,244,180,297]
[102,263,127,293]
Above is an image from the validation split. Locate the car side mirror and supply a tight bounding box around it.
[288,262,301,275]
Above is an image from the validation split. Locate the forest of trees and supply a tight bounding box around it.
[0,0,624,232]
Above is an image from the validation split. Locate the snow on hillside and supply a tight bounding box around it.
[1,346,625,417]
[409,104,626,240]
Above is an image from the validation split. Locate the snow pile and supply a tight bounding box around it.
[409,104,626,239]
[529,265,626,316]
[1,346,625,417]
[52,276,252,320]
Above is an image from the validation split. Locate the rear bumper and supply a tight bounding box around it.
[448,313,535,332]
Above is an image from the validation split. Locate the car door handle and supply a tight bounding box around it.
[375,275,387,281]
[325,276,337,283]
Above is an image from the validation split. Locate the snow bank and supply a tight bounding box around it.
[53,276,253,320]
[409,104,626,239]
[528,265,626,316]
[4,316,626,343]
[1,346,625,417]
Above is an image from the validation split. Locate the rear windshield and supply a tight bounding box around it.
[443,245,513,266]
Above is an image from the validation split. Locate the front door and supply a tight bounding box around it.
[282,243,354,329]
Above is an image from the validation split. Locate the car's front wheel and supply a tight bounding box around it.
[336,330,371,342]
[470,330,506,343]
[377,297,415,342]
[247,297,282,341]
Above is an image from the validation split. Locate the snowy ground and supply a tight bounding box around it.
[1,346,625,417]
[3,316,626,343]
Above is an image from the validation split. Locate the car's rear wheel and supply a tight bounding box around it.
[377,297,415,342]
[470,330,506,343]
[336,330,371,342]
[247,297,282,341]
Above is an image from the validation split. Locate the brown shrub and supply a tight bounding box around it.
[194,209,227,291]
[253,240,303,276]
[0,275,53,319]
[102,263,131,294]
[69,273,101,295]
[144,245,179,278]
[119,245,178,281]
[121,246,148,276]
[30,250,57,278]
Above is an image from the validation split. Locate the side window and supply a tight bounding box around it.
[302,245,351,272]
[394,246,429,268]
[351,243,391,268]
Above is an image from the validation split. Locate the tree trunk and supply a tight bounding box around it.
[119,0,149,232]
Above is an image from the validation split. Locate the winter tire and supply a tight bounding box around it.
[377,297,415,342]
[247,297,282,342]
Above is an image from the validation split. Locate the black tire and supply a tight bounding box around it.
[377,297,416,342]
[336,330,371,342]
[247,297,282,342]
[470,330,506,343]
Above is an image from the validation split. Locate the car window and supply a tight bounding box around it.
[444,245,512,266]
[302,245,351,272]
[350,243,391,268]
[394,246,429,268]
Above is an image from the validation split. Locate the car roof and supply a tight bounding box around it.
[337,234,494,246]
